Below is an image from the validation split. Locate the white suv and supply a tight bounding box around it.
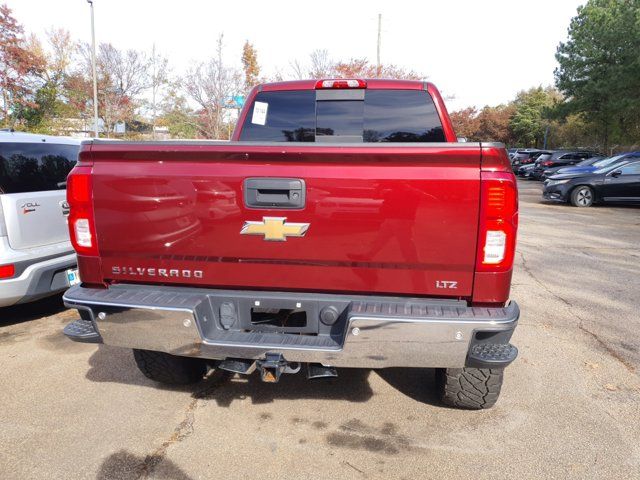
[0,131,81,307]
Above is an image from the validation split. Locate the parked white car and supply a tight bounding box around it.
[0,131,81,307]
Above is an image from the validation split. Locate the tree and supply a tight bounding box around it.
[449,107,480,139]
[156,83,198,139]
[0,4,42,127]
[183,34,241,139]
[334,59,424,80]
[99,43,150,135]
[308,49,333,78]
[555,0,640,150]
[509,86,561,147]
[476,104,516,144]
[16,29,78,133]
[450,104,516,144]
[148,44,169,138]
[241,41,260,93]
[287,51,424,81]
[75,42,150,136]
[289,59,306,80]
[547,113,594,149]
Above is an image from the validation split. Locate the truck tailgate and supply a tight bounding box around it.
[90,143,481,298]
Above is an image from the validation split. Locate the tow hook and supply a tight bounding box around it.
[256,353,300,383]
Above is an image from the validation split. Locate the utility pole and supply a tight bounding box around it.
[87,0,99,138]
[151,43,156,140]
[376,14,382,77]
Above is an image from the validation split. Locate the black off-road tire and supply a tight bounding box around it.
[570,185,594,207]
[436,367,504,409]
[133,349,209,385]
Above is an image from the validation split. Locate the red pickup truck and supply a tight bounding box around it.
[63,79,519,409]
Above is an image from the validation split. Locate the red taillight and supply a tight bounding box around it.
[67,166,99,256]
[476,171,518,273]
[0,264,15,279]
[315,79,367,89]
[542,160,553,167]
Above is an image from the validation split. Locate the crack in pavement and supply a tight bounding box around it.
[135,398,198,479]
[518,251,636,375]
[343,461,366,476]
[134,377,227,479]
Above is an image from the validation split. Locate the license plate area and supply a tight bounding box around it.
[66,268,80,286]
[251,308,307,328]
[240,298,318,334]
[198,291,351,341]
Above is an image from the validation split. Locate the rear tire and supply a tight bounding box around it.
[570,185,594,207]
[436,367,504,409]
[133,349,209,385]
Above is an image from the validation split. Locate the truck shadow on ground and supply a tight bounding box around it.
[85,345,444,407]
[0,294,66,328]
[376,368,442,407]
[96,449,194,480]
[196,368,375,407]
[85,345,376,404]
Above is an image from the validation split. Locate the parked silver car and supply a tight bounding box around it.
[0,131,80,307]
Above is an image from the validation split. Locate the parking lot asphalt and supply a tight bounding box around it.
[1,179,639,480]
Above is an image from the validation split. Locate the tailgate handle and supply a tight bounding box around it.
[244,178,306,209]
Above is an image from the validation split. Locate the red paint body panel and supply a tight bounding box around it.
[472,270,513,304]
[70,82,518,306]
[88,144,482,298]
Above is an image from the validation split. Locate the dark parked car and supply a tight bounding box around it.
[517,163,536,178]
[511,149,544,173]
[531,150,602,180]
[546,154,630,177]
[542,155,606,178]
[543,153,640,207]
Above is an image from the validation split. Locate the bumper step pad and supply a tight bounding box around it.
[63,319,102,344]
[467,343,518,368]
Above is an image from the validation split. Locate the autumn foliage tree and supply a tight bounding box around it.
[333,58,423,80]
[450,105,516,144]
[449,107,480,140]
[0,4,43,127]
[450,88,560,147]
[289,50,424,80]
[241,41,260,93]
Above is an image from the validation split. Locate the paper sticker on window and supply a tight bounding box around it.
[252,101,269,125]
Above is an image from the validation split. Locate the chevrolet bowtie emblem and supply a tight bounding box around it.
[240,217,310,241]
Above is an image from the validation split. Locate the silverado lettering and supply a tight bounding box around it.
[112,266,203,278]
[64,78,520,410]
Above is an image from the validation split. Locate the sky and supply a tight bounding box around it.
[6,0,585,111]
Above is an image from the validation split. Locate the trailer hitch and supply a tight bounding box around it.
[256,353,300,383]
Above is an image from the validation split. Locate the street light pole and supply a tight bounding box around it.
[87,0,99,138]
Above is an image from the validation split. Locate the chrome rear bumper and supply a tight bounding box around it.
[63,284,519,369]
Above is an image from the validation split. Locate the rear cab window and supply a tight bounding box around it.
[239,88,446,143]
[0,142,79,194]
